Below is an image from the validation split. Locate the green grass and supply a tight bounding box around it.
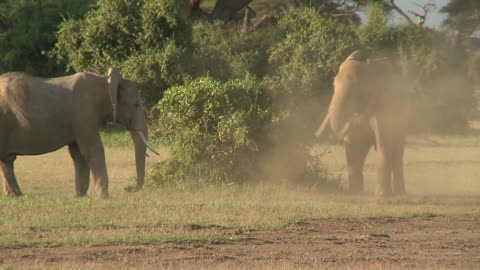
[100,125,163,147]
[1,185,478,248]
[1,134,480,249]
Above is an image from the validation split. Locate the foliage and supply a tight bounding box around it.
[396,25,475,133]
[441,0,480,37]
[149,77,273,187]
[265,6,358,166]
[269,6,359,91]
[184,21,277,82]
[52,0,190,104]
[0,0,95,76]
[354,2,476,133]
[356,2,396,55]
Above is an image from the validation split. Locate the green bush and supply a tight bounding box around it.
[149,76,340,190]
[52,0,190,105]
[263,6,358,156]
[396,25,475,133]
[149,77,272,188]
[355,2,475,133]
[0,0,94,76]
[269,6,359,92]
[267,6,358,130]
[356,2,396,55]
[184,21,278,82]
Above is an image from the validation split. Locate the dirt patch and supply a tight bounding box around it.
[1,216,479,269]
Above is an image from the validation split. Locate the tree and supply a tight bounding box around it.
[441,0,480,38]
[53,0,190,106]
[0,0,95,76]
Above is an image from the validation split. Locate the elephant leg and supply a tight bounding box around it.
[345,140,371,194]
[76,129,109,199]
[371,118,393,197]
[84,146,109,199]
[68,143,90,197]
[391,137,406,195]
[1,157,22,196]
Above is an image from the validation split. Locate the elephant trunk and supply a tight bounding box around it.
[126,108,160,192]
[129,129,147,191]
[328,91,351,138]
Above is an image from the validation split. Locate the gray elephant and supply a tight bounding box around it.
[315,51,409,196]
[0,68,159,198]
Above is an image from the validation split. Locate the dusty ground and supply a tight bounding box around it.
[1,216,479,269]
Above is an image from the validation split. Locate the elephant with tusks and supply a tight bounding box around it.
[315,51,409,197]
[0,68,159,198]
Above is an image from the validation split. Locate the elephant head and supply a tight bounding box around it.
[107,68,159,191]
[315,50,383,138]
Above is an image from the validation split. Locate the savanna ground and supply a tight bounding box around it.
[1,132,480,269]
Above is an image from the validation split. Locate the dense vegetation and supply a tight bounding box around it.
[1,0,479,187]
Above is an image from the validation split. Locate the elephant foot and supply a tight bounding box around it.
[124,185,142,192]
[4,186,22,197]
[5,192,23,197]
[375,189,393,198]
[348,183,363,194]
[346,187,363,195]
[392,185,406,196]
[392,189,407,196]
[99,192,110,199]
[75,193,88,198]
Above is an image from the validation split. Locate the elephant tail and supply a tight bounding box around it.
[0,74,30,128]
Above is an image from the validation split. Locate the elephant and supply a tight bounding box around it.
[0,68,159,198]
[315,50,409,196]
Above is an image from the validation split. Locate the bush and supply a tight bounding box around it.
[396,25,475,133]
[0,0,94,76]
[148,77,272,188]
[262,6,358,166]
[52,0,190,106]
[184,21,278,82]
[267,6,358,133]
[269,6,359,92]
[356,2,475,133]
[356,2,396,55]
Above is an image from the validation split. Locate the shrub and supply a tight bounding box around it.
[267,6,358,130]
[263,6,358,164]
[0,0,94,76]
[396,25,475,133]
[356,2,396,55]
[184,21,278,82]
[148,77,272,188]
[269,6,359,92]
[52,0,190,106]
[355,2,475,133]
[149,76,341,190]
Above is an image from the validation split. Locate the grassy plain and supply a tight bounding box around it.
[1,132,479,269]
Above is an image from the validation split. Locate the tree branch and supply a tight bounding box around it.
[384,0,415,25]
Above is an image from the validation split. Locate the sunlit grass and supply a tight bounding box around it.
[1,185,479,248]
[1,135,480,249]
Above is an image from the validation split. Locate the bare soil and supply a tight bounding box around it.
[1,216,479,269]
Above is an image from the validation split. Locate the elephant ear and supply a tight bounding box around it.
[107,67,122,122]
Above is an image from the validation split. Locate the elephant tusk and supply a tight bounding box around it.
[137,131,160,156]
[314,113,330,137]
[339,121,350,137]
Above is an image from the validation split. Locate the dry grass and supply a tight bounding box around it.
[1,134,480,269]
